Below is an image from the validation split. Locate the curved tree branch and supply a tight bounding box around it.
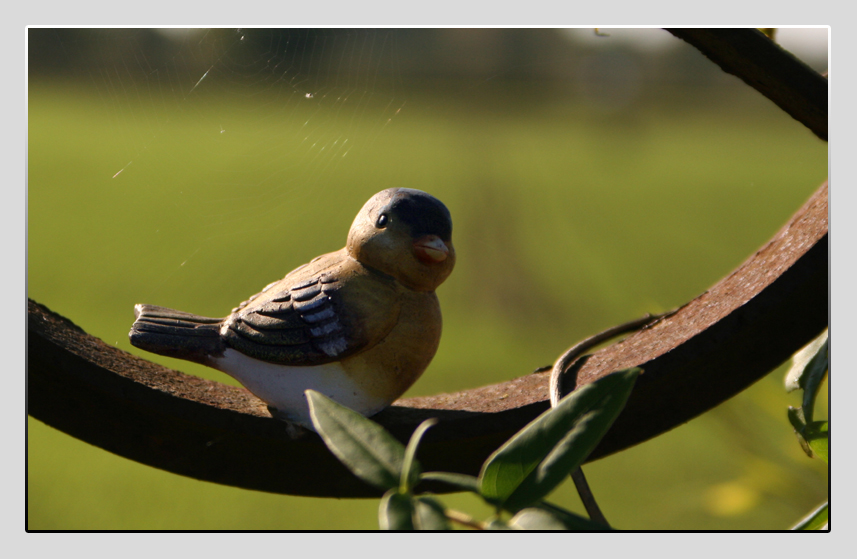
[27,180,828,497]
[666,28,828,141]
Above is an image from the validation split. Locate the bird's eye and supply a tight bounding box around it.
[376,213,389,228]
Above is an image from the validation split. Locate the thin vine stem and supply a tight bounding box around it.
[548,312,668,528]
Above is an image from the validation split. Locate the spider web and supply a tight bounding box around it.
[44,28,411,309]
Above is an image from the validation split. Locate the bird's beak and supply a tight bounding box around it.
[413,235,449,264]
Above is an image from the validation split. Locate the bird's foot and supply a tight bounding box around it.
[267,405,313,439]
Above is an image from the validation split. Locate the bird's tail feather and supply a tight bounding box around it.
[130,304,226,363]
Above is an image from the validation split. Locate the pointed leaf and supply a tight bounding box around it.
[530,501,612,530]
[509,508,569,530]
[485,519,513,530]
[804,421,829,463]
[791,501,829,530]
[509,505,610,531]
[800,338,828,423]
[379,490,415,530]
[400,419,436,493]
[787,406,807,432]
[414,496,451,530]
[479,368,639,511]
[787,406,812,457]
[785,330,827,392]
[307,390,405,491]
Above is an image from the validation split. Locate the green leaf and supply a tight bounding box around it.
[509,505,610,530]
[400,419,436,493]
[379,490,415,530]
[787,406,807,432]
[485,519,513,530]
[791,501,829,530]
[420,471,481,494]
[527,501,612,530]
[800,338,829,423]
[478,368,640,512]
[785,330,827,394]
[787,406,812,458]
[804,421,829,463]
[307,390,406,491]
[378,492,450,530]
[788,408,829,461]
[509,508,568,530]
[414,496,451,530]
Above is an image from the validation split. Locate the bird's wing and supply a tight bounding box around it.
[221,260,401,366]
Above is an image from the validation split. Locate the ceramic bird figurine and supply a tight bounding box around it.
[130,188,455,429]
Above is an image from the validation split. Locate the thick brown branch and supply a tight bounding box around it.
[666,28,828,141]
[27,181,828,497]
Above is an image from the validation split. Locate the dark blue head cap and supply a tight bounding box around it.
[386,188,453,242]
[348,188,455,292]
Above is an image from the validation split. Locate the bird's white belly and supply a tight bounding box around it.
[213,349,389,429]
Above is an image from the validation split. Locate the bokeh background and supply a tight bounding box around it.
[27,27,828,530]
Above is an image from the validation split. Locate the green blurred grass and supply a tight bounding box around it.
[28,75,827,530]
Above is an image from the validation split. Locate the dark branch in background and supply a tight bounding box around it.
[28,29,829,497]
[666,28,828,141]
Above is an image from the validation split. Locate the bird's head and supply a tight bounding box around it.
[347,188,456,292]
